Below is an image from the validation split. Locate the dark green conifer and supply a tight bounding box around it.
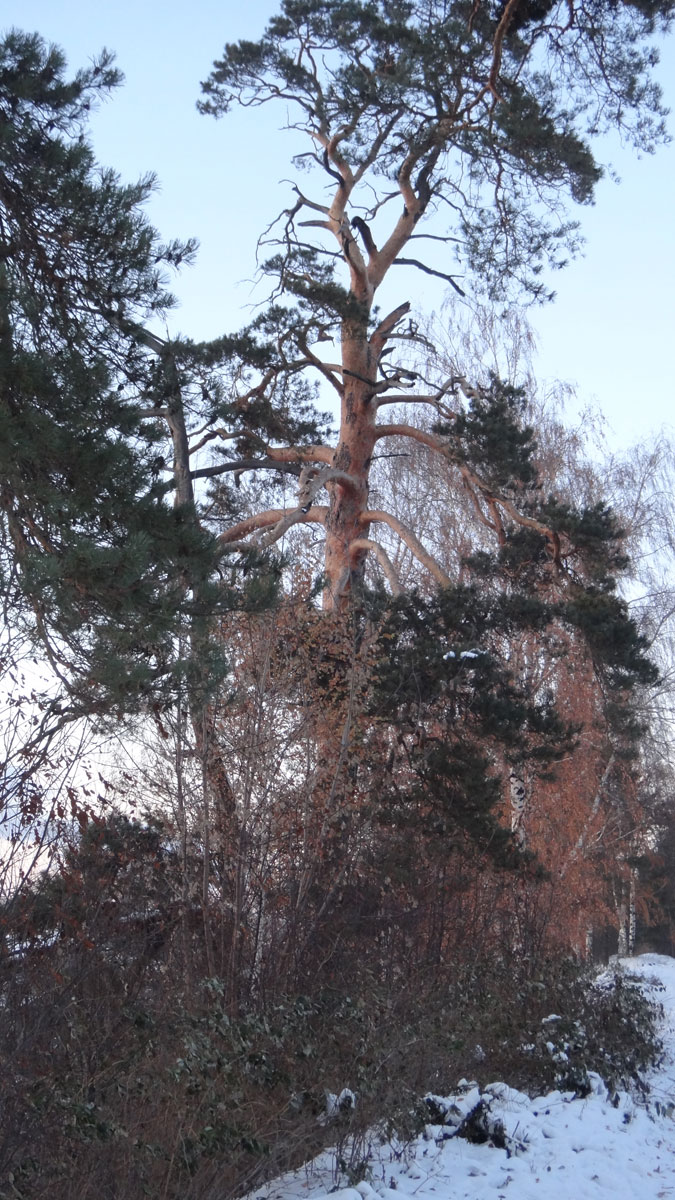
[0,33,246,719]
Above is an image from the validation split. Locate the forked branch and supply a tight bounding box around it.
[219,505,328,551]
[350,537,403,596]
[360,509,452,588]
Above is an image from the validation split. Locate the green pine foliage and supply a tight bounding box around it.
[200,0,673,301]
[453,381,657,740]
[360,376,657,863]
[439,377,539,489]
[366,583,575,866]
[0,32,253,716]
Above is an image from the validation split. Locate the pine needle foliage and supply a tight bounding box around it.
[201,0,673,302]
[0,32,249,717]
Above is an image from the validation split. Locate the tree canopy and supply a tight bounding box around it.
[201,0,671,300]
[0,32,247,721]
[194,0,674,607]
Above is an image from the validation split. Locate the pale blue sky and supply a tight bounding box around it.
[6,0,675,450]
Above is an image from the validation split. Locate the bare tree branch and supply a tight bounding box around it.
[392,256,466,296]
[374,423,447,454]
[191,458,302,483]
[360,509,452,588]
[370,301,411,356]
[218,505,328,551]
[350,536,403,595]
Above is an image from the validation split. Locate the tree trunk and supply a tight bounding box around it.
[323,318,376,608]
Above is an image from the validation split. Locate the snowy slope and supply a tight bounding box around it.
[252,955,675,1200]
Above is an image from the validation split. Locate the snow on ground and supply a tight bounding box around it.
[253,955,675,1200]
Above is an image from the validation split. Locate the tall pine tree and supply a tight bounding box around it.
[197,0,674,607]
[0,32,262,724]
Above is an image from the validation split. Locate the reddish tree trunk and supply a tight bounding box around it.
[323,317,376,608]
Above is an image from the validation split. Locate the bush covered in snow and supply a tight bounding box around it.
[528,967,664,1097]
[426,958,663,1101]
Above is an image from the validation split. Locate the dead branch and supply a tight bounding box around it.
[295,336,344,395]
[264,444,334,466]
[392,256,466,296]
[297,465,361,512]
[370,301,412,356]
[190,458,302,483]
[374,423,447,454]
[351,215,378,258]
[188,428,241,456]
[218,505,328,550]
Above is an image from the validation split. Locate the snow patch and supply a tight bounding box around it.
[251,955,675,1200]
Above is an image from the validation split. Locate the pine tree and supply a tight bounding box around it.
[0,32,271,724]
[193,0,670,954]
[1,18,665,975]
[4,8,671,707]
[197,0,674,607]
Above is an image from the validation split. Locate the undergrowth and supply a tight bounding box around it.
[0,953,663,1200]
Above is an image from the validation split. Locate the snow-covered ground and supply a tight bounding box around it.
[253,955,675,1200]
